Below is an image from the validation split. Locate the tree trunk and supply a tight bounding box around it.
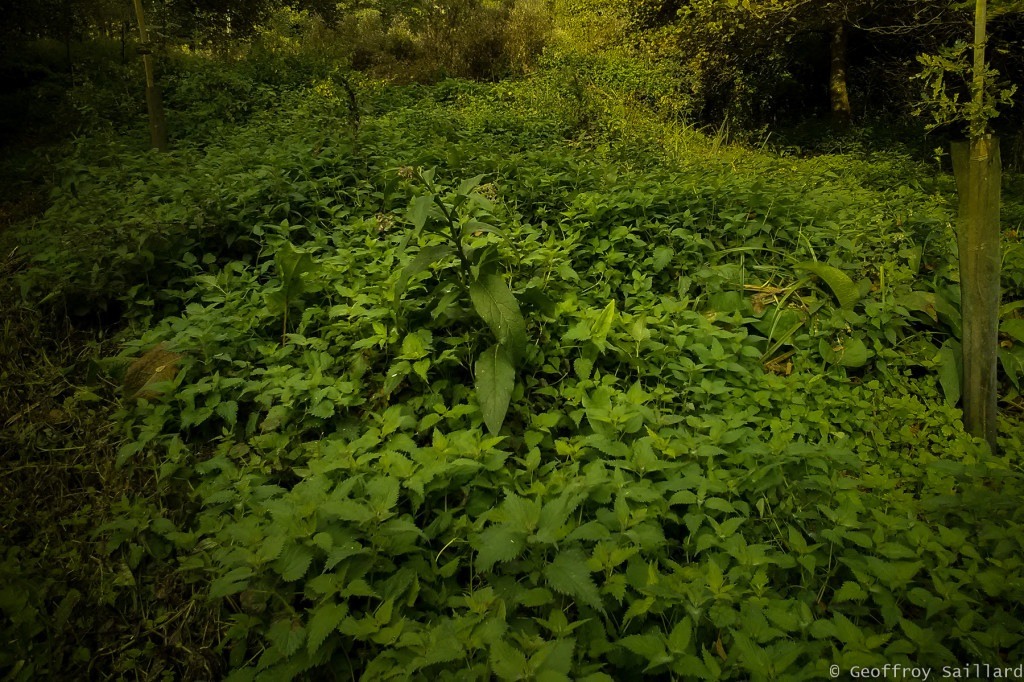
[829,21,852,127]
[131,0,168,152]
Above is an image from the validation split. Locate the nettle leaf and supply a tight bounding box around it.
[731,631,772,676]
[651,246,674,272]
[215,400,238,426]
[307,602,348,656]
[667,618,692,653]
[474,525,528,572]
[366,476,400,515]
[794,261,860,310]
[470,274,527,361]
[475,343,516,435]
[833,581,869,603]
[532,638,574,676]
[500,493,541,532]
[274,544,315,582]
[619,633,671,671]
[536,488,587,544]
[544,548,602,611]
[491,639,531,681]
[267,617,306,659]
[209,566,252,599]
[320,499,375,524]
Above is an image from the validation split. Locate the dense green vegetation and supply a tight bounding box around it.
[3,1,1024,680]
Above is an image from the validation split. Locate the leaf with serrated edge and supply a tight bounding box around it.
[833,581,868,603]
[307,602,348,655]
[491,640,530,681]
[275,544,314,582]
[544,548,602,610]
[473,525,527,572]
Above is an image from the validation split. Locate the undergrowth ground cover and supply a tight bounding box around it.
[3,55,1024,680]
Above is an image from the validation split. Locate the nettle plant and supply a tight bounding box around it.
[392,168,528,434]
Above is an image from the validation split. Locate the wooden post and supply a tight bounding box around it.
[952,137,1001,454]
[131,0,168,152]
[948,0,1001,453]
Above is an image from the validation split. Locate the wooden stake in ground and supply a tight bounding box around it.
[131,0,168,151]
[952,0,1000,453]
[952,137,1001,453]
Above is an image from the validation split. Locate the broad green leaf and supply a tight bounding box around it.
[366,476,400,514]
[465,221,511,245]
[276,242,317,287]
[1000,346,1024,390]
[320,499,375,524]
[897,291,938,322]
[469,243,502,277]
[544,548,602,610]
[619,633,670,670]
[518,287,557,317]
[394,244,453,299]
[425,622,465,665]
[936,339,962,406]
[591,300,616,348]
[473,525,527,571]
[731,631,772,676]
[933,288,962,336]
[470,274,527,360]
[491,639,530,681]
[475,343,516,435]
[500,493,541,531]
[408,194,435,231]
[536,488,587,544]
[275,544,314,582]
[267,242,319,314]
[823,336,871,368]
[651,246,674,272]
[794,261,860,310]
[307,602,348,655]
[216,400,238,426]
[667,618,692,653]
[1000,299,1024,317]
[458,174,487,195]
[209,567,252,598]
[574,356,593,380]
[264,288,287,315]
[267,617,305,657]
[1001,318,1024,343]
[532,638,574,675]
[833,581,868,603]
